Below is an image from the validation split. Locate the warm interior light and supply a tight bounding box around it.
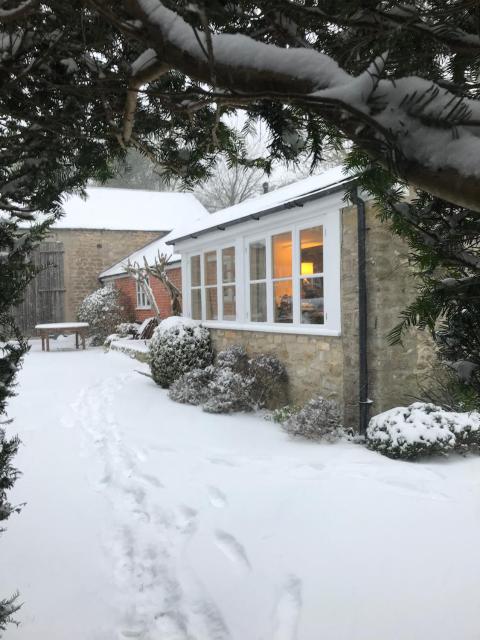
[301,262,314,275]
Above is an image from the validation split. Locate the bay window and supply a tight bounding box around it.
[190,255,202,320]
[222,247,236,320]
[204,251,218,320]
[249,240,267,322]
[183,205,340,334]
[272,231,293,323]
[299,226,324,325]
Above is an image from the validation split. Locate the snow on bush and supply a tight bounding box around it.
[248,354,288,409]
[149,316,213,388]
[367,402,480,460]
[215,344,249,374]
[283,395,342,442]
[77,286,127,345]
[104,322,141,347]
[169,344,288,414]
[168,366,215,405]
[203,367,254,414]
[116,322,140,338]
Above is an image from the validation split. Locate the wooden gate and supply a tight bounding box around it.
[13,241,65,334]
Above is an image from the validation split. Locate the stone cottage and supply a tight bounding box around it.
[14,187,208,332]
[165,166,432,429]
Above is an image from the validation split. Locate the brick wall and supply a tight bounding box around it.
[110,266,182,322]
[48,228,162,321]
[210,203,434,428]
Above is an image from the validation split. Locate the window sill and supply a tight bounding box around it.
[136,307,152,311]
[202,320,341,337]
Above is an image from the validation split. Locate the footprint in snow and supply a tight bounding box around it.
[272,575,302,640]
[207,457,238,467]
[215,530,250,571]
[138,472,164,489]
[176,505,198,535]
[207,486,227,508]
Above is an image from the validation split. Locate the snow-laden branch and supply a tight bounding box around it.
[0,0,38,24]
[126,0,480,211]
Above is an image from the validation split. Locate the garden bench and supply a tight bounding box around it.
[35,322,89,352]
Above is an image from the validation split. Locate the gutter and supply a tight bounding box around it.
[352,187,371,435]
[166,177,355,245]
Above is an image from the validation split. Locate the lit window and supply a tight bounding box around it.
[222,247,236,320]
[272,231,293,323]
[249,240,267,322]
[300,226,324,324]
[136,278,151,309]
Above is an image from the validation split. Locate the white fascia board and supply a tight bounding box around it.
[172,190,346,254]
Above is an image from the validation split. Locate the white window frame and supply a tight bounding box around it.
[136,277,151,310]
[178,195,341,336]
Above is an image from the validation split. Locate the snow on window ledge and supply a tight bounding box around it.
[202,320,341,337]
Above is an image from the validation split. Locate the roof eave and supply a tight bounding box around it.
[166,177,356,245]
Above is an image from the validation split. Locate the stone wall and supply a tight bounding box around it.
[210,203,434,428]
[48,229,161,321]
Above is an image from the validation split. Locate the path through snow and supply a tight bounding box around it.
[2,340,480,639]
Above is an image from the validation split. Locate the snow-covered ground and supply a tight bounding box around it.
[2,339,480,640]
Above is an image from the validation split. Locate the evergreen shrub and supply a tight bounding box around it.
[283,395,342,441]
[366,402,480,459]
[77,286,128,345]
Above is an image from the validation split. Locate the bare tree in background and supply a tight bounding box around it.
[195,157,265,212]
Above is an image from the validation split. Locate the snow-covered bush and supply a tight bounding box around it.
[367,402,480,460]
[269,404,301,424]
[168,344,288,414]
[216,344,249,374]
[248,354,288,409]
[115,322,140,338]
[77,286,128,345]
[149,316,213,388]
[203,367,254,414]
[168,366,215,405]
[283,395,342,442]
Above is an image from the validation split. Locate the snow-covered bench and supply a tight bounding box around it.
[35,322,89,352]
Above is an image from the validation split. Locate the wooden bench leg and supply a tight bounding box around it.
[75,332,79,349]
[46,335,50,352]
[41,336,45,351]
[82,332,86,350]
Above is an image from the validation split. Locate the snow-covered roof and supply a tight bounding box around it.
[51,187,208,231]
[99,232,180,279]
[167,166,353,244]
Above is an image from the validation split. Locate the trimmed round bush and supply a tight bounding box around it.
[77,286,127,345]
[366,402,480,459]
[149,316,213,388]
[283,395,342,441]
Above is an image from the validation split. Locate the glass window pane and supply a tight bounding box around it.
[273,280,293,323]
[222,247,235,284]
[250,282,267,322]
[300,226,323,275]
[206,287,218,320]
[300,277,324,324]
[191,255,201,287]
[249,240,266,280]
[191,288,202,320]
[272,232,292,279]
[204,251,217,286]
[222,285,236,320]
